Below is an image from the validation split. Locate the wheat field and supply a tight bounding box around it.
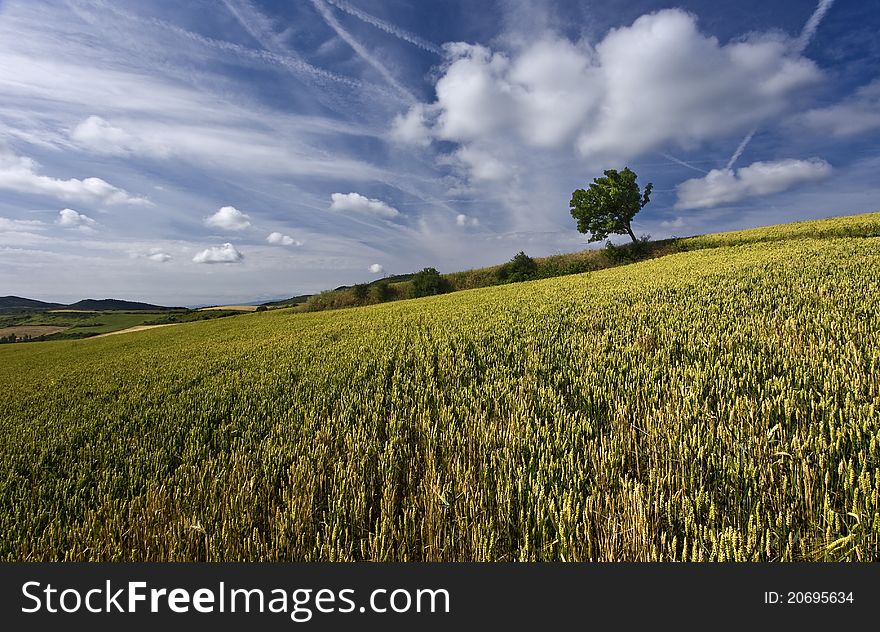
[1,214,878,561]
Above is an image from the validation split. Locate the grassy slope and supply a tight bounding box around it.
[296,212,880,312]
[0,213,878,561]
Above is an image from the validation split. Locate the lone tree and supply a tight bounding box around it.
[569,167,652,243]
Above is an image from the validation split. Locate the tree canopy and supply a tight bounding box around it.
[497,251,538,283]
[410,267,448,298]
[570,167,652,243]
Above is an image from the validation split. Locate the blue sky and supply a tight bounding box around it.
[0,0,878,305]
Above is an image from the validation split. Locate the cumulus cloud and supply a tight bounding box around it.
[329,192,399,217]
[0,144,151,206]
[192,243,244,264]
[57,208,98,232]
[205,206,251,231]
[369,263,384,273]
[266,232,303,246]
[393,9,822,179]
[794,79,880,137]
[456,213,479,227]
[675,158,832,209]
[70,115,170,157]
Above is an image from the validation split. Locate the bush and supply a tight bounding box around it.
[369,281,392,304]
[352,284,370,302]
[255,305,268,312]
[497,251,538,283]
[304,290,359,312]
[410,267,448,298]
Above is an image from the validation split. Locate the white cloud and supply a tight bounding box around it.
[70,115,170,157]
[795,79,880,138]
[0,216,49,246]
[57,208,98,232]
[390,104,432,147]
[456,213,479,227]
[394,9,822,180]
[68,115,386,180]
[453,146,511,182]
[660,217,685,229]
[145,248,172,263]
[192,243,244,264]
[0,144,151,207]
[205,206,251,231]
[267,232,302,246]
[369,263,384,273]
[329,192,399,217]
[675,158,832,209]
[0,217,45,232]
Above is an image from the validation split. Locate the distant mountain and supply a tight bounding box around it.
[0,296,64,312]
[0,296,177,313]
[66,299,176,311]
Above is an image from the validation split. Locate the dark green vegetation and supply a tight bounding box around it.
[0,296,65,311]
[409,267,449,298]
[0,213,878,561]
[497,251,539,283]
[570,167,653,243]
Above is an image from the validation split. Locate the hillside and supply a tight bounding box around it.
[286,212,880,313]
[65,298,176,311]
[0,213,878,561]
[0,296,173,313]
[0,296,64,312]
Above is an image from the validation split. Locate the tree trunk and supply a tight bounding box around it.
[626,223,637,243]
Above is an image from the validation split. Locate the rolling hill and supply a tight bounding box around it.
[0,212,878,562]
[64,298,177,311]
[0,296,64,312]
[0,296,174,313]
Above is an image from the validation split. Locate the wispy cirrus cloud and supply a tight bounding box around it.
[309,0,416,103]
[794,79,880,137]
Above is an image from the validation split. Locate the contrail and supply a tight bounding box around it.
[660,153,709,174]
[310,0,417,103]
[71,0,365,89]
[324,0,443,55]
[795,0,835,53]
[725,128,756,171]
[725,0,834,170]
[220,0,288,56]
